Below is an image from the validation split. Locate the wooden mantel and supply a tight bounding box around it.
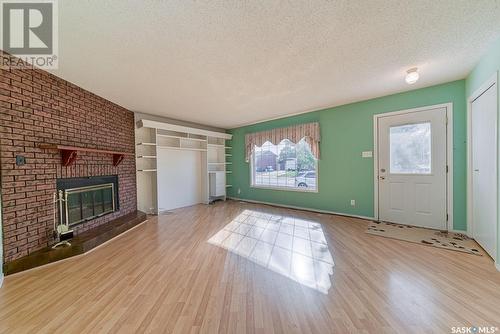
[40,144,134,167]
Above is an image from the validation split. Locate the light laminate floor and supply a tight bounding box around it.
[1,200,500,333]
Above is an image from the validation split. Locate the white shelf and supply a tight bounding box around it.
[182,137,207,143]
[139,119,232,140]
[136,119,232,214]
[226,185,232,187]
[225,162,232,165]
[158,134,206,142]
[225,146,232,149]
[157,145,207,152]
[226,171,232,174]
[225,154,232,157]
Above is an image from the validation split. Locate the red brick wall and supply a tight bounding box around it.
[0,53,137,263]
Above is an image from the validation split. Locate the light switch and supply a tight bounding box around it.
[362,151,373,158]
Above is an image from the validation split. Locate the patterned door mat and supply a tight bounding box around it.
[366,221,483,256]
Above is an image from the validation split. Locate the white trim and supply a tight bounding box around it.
[250,185,318,193]
[496,262,500,272]
[373,103,454,231]
[466,72,498,251]
[138,119,232,140]
[450,229,469,236]
[373,114,379,219]
[4,218,149,278]
[447,105,454,232]
[249,146,320,194]
[228,197,375,221]
[0,274,3,288]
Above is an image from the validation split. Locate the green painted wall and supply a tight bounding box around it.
[465,37,500,263]
[465,37,500,98]
[228,80,467,231]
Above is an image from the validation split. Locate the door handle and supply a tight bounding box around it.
[474,169,479,172]
[379,176,386,180]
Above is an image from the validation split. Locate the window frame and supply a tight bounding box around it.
[249,141,319,193]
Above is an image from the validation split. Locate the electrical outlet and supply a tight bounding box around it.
[362,151,373,158]
[16,155,26,166]
[238,188,241,194]
[350,200,356,206]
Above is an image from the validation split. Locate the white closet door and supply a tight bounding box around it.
[471,82,497,260]
[157,148,202,211]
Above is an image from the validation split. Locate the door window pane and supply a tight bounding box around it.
[390,122,431,174]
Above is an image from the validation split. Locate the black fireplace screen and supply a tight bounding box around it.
[65,183,115,225]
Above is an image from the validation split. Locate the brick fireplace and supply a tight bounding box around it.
[0,52,137,265]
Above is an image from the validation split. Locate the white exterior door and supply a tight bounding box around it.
[471,82,497,260]
[378,107,447,229]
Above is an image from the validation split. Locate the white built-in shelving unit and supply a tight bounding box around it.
[224,143,232,189]
[207,136,228,202]
[135,119,232,214]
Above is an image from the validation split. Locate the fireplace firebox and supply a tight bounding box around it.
[56,176,119,226]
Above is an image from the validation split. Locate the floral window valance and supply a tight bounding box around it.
[245,122,320,162]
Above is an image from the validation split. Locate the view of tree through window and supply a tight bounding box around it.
[252,138,317,191]
[390,122,431,174]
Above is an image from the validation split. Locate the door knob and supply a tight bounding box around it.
[380,176,386,180]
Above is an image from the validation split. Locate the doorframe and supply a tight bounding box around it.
[0,190,3,288]
[373,103,454,231]
[466,72,498,240]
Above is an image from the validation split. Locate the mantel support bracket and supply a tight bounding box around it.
[61,149,78,167]
[113,154,125,167]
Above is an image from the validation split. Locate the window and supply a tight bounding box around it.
[251,138,318,191]
[390,122,431,174]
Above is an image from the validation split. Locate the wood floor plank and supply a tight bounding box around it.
[1,200,500,333]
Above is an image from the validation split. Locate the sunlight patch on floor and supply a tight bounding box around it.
[208,209,334,294]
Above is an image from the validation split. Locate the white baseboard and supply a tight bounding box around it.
[228,197,376,221]
[0,274,4,288]
[496,262,500,272]
[229,197,470,234]
[449,229,469,236]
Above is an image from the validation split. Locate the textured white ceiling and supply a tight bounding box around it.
[52,1,500,128]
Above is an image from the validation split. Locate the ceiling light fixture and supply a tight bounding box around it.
[405,68,419,84]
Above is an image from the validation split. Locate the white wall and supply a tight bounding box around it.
[136,172,157,213]
[157,148,203,211]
